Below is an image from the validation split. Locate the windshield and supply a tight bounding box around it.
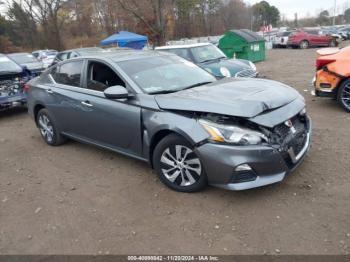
[118,55,216,94]
[0,55,22,73]
[190,45,227,63]
[10,54,39,64]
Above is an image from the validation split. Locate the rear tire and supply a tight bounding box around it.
[37,108,66,146]
[299,40,309,49]
[153,134,207,192]
[337,79,350,112]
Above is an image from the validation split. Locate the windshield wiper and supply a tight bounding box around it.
[149,89,178,95]
[181,81,213,91]
[200,57,226,63]
[149,81,212,95]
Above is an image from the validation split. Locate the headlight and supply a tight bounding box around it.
[199,119,268,145]
[249,61,257,71]
[220,67,231,77]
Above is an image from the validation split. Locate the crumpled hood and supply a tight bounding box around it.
[155,78,303,120]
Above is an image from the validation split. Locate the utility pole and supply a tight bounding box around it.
[333,0,337,26]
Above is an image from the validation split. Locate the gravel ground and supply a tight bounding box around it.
[0,44,350,255]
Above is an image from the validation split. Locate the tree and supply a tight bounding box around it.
[252,1,280,30]
[316,10,330,25]
[7,2,39,48]
[344,8,350,23]
[115,0,173,45]
[220,0,250,31]
[11,0,68,50]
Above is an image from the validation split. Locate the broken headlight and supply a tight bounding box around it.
[199,119,268,145]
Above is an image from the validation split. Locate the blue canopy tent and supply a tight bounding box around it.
[100,31,148,49]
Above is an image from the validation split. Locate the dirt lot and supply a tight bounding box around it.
[1,44,350,255]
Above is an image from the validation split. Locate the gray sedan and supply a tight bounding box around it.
[27,50,312,192]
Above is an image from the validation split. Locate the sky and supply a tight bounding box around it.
[244,0,350,20]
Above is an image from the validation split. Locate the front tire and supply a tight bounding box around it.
[337,79,350,112]
[153,134,207,192]
[37,108,66,146]
[299,40,309,49]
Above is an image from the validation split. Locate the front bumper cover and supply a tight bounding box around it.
[195,118,312,191]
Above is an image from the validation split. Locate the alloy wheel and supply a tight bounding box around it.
[160,145,202,187]
[340,82,350,111]
[300,41,308,49]
[38,114,54,143]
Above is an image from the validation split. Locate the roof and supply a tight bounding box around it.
[61,47,103,54]
[155,43,212,50]
[8,52,31,56]
[72,50,174,63]
[32,49,57,53]
[229,29,265,42]
[100,31,148,49]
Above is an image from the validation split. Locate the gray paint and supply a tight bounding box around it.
[154,78,301,121]
[27,52,312,191]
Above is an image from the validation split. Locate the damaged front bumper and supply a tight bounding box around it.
[195,117,312,191]
[0,80,27,110]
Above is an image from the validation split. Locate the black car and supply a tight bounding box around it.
[51,47,104,66]
[8,52,45,77]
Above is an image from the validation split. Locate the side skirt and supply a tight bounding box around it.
[61,132,149,163]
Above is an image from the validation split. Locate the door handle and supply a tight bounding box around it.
[46,89,54,94]
[81,101,93,107]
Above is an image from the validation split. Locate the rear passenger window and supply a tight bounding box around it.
[306,30,318,35]
[52,60,83,87]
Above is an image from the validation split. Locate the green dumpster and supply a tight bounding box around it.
[219,29,266,62]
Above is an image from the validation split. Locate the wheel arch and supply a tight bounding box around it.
[335,76,350,96]
[299,39,309,46]
[33,103,46,125]
[148,128,196,168]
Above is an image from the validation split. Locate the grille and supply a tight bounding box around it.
[271,115,309,169]
[235,69,257,78]
[231,171,257,184]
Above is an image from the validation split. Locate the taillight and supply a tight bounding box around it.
[24,83,30,93]
[316,58,335,70]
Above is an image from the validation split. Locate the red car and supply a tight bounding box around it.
[287,29,338,49]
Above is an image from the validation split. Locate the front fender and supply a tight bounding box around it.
[141,109,210,159]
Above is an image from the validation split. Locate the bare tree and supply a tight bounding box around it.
[116,0,173,45]
[14,0,66,50]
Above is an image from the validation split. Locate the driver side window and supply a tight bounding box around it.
[87,61,126,92]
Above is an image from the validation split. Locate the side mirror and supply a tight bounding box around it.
[104,85,130,99]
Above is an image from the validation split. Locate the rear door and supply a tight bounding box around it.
[45,59,87,134]
[305,30,319,46]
